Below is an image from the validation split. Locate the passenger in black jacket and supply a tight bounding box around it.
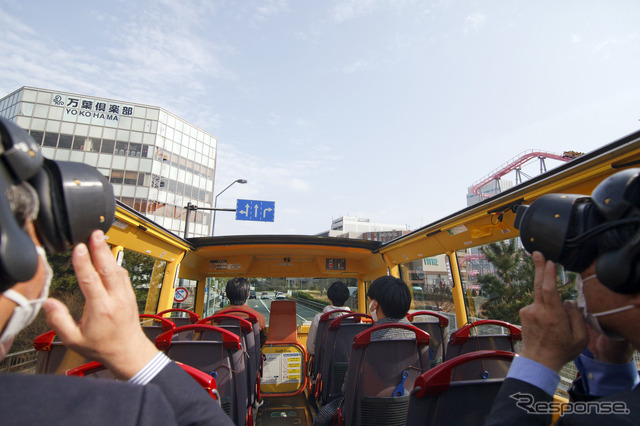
[0,183,233,425]
[486,169,640,425]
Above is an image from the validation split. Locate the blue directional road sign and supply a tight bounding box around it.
[236,199,275,222]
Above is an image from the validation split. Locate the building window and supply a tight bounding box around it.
[129,143,141,157]
[58,134,73,149]
[110,170,124,184]
[43,132,58,147]
[85,138,101,152]
[116,141,128,156]
[29,130,44,145]
[124,171,138,185]
[101,139,115,154]
[72,136,85,151]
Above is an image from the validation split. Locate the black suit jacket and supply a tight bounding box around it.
[0,362,234,425]
[485,378,640,425]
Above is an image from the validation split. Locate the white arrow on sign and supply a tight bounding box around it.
[254,204,259,217]
[239,204,249,216]
[263,208,273,218]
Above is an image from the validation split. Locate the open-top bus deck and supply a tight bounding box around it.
[28,127,640,424]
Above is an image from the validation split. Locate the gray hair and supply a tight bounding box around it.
[5,182,39,229]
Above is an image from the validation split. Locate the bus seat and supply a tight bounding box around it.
[406,350,515,426]
[33,330,88,374]
[310,309,352,379]
[340,323,431,426]
[155,324,247,425]
[198,314,258,405]
[265,300,297,343]
[66,360,221,401]
[211,309,262,400]
[318,313,372,404]
[407,311,449,367]
[445,320,521,361]
[140,314,176,342]
[157,308,200,327]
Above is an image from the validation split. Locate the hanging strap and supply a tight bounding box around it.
[392,370,409,397]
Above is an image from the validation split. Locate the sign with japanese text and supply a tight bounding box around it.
[52,94,134,128]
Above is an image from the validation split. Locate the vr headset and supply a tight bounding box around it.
[514,168,640,294]
[0,117,115,292]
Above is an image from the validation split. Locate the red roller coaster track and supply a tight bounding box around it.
[469,150,578,196]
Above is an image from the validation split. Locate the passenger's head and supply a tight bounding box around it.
[367,275,411,319]
[226,278,250,305]
[327,281,350,307]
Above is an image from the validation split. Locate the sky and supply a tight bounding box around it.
[1,1,639,236]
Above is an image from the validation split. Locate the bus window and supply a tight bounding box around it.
[172,278,197,312]
[120,249,167,315]
[400,256,454,314]
[210,277,357,326]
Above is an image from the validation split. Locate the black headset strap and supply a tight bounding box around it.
[565,217,640,248]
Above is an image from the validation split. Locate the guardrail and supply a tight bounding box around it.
[0,348,38,373]
[291,296,327,312]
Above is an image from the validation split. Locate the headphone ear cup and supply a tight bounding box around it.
[595,243,640,294]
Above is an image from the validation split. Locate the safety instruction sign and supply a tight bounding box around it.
[262,351,301,384]
[260,345,304,395]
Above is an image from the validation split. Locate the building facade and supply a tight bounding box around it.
[319,216,409,239]
[0,87,217,237]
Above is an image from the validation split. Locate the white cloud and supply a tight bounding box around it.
[252,0,289,22]
[288,178,311,192]
[330,0,377,23]
[464,13,486,34]
[571,34,582,43]
[341,59,369,74]
[593,37,620,56]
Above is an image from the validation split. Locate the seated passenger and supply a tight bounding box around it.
[217,277,267,345]
[367,275,414,340]
[486,169,640,425]
[306,281,351,356]
[0,184,233,425]
[313,275,414,425]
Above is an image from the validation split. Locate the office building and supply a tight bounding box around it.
[0,87,217,237]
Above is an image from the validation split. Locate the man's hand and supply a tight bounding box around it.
[519,251,589,372]
[43,230,159,380]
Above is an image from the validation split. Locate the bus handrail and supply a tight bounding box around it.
[197,314,253,332]
[139,314,176,331]
[155,324,242,351]
[329,313,373,330]
[157,308,200,323]
[215,309,258,324]
[353,323,430,348]
[448,320,521,345]
[407,311,450,327]
[413,350,516,398]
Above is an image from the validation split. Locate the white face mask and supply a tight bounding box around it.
[369,300,378,322]
[576,274,636,341]
[0,247,53,351]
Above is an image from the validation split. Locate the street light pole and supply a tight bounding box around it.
[211,178,247,236]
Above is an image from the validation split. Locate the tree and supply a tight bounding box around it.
[121,250,163,313]
[478,240,575,325]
